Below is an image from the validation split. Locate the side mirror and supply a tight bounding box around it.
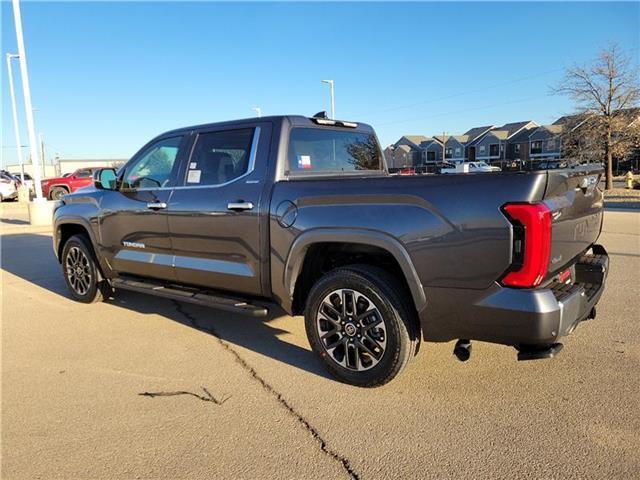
[94,168,117,190]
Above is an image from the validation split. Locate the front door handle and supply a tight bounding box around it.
[227,201,254,211]
[146,202,167,210]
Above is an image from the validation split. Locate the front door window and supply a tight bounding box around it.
[122,136,183,190]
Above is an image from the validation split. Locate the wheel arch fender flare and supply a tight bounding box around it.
[284,228,427,313]
[54,216,102,267]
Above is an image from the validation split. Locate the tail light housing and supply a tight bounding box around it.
[500,203,552,288]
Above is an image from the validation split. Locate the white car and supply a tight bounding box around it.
[441,162,501,174]
[10,172,34,191]
[0,173,18,201]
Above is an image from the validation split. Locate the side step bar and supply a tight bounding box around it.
[111,278,268,317]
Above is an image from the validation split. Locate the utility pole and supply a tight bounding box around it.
[252,106,262,118]
[6,53,25,183]
[40,133,45,176]
[12,0,44,200]
[322,80,335,119]
[442,132,447,164]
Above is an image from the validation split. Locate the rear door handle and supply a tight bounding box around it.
[146,202,167,210]
[227,201,254,211]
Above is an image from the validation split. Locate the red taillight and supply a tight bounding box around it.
[501,203,552,288]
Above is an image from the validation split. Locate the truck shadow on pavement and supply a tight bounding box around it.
[1,232,331,380]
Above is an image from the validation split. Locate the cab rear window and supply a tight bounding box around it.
[287,128,382,175]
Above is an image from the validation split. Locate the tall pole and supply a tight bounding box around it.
[442,132,447,164]
[40,133,45,176]
[252,106,262,118]
[322,80,335,119]
[12,0,44,200]
[5,53,25,183]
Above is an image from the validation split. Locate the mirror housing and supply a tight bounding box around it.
[94,168,118,190]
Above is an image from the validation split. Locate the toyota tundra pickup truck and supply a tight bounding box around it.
[52,114,608,387]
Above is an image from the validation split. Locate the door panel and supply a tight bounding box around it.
[98,135,188,280]
[168,123,270,296]
[99,189,176,280]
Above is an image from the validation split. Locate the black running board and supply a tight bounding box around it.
[111,278,268,317]
[517,343,564,361]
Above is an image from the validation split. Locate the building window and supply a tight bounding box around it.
[514,144,521,155]
[479,145,486,155]
[427,151,436,162]
[531,140,542,155]
[455,147,461,156]
[489,144,500,157]
[547,139,556,149]
[445,148,453,159]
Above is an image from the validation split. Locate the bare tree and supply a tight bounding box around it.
[555,44,640,189]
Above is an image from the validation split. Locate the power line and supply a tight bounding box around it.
[376,94,551,127]
[355,68,564,117]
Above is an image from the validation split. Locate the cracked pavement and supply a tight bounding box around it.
[2,209,639,479]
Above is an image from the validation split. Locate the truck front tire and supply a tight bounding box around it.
[304,265,419,387]
[61,234,108,303]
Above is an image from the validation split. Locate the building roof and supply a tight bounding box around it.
[432,135,450,144]
[509,128,538,143]
[495,120,538,138]
[58,158,128,163]
[396,144,412,153]
[398,135,428,148]
[486,130,509,140]
[463,125,494,143]
[542,124,563,134]
[451,135,469,144]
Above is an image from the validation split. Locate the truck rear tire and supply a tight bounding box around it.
[61,234,109,303]
[304,265,419,387]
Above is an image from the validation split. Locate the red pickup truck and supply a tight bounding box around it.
[41,168,103,200]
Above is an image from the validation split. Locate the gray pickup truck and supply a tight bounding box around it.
[52,114,608,387]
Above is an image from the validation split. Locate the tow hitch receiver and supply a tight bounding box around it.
[517,343,564,361]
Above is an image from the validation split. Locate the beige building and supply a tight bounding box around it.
[4,158,127,179]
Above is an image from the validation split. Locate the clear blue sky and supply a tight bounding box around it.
[1,1,638,166]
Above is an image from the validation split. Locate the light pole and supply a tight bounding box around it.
[252,106,262,118]
[12,0,44,200]
[321,79,335,119]
[5,53,25,183]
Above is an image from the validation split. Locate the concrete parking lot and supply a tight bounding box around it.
[1,205,639,479]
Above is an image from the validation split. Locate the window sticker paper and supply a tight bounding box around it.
[187,169,201,183]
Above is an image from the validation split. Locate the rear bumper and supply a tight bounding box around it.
[421,245,609,347]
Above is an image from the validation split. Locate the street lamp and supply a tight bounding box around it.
[252,106,262,118]
[321,79,335,119]
[5,53,25,183]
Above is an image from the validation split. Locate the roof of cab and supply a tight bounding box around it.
[159,115,376,137]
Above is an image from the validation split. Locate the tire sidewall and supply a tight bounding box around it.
[50,187,67,200]
[61,235,100,303]
[305,269,411,387]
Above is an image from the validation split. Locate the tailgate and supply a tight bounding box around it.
[543,164,604,276]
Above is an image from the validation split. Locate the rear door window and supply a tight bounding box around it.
[184,128,255,186]
[287,128,382,175]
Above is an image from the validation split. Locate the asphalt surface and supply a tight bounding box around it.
[1,208,639,479]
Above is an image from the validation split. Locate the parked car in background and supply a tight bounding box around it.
[10,172,34,191]
[530,160,569,170]
[0,172,19,201]
[41,168,103,200]
[52,114,608,387]
[441,161,501,174]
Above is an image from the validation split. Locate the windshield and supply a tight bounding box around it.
[287,128,383,175]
